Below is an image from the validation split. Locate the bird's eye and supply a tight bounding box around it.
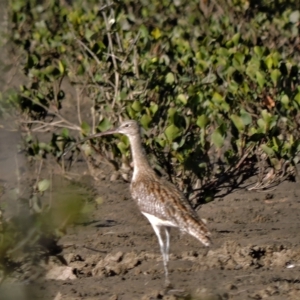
[124,124,130,128]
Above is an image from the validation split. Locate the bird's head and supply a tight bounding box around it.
[111,120,140,137]
[64,120,141,155]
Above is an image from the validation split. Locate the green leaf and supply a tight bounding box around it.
[58,60,65,74]
[177,94,187,105]
[212,92,223,103]
[265,55,273,70]
[167,107,177,123]
[270,158,281,170]
[132,100,143,112]
[225,40,233,48]
[117,141,129,154]
[61,128,69,138]
[256,71,265,88]
[149,102,158,115]
[164,124,181,142]
[281,95,289,107]
[81,121,90,135]
[221,102,230,112]
[270,69,281,86]
[151,28,162,39]
[140,114,152,129]
[254,46,265,58]
[38,179,50,192]
[184,116,191,130]
[155,137,166,147]
[139,24,149,38]
[98,118,111,132]
[246,64,259,81]
[85,28,94,40]
[289,10,299,23]
[294,92,300,105]
[38,142,52,152]
[120,90,127,100]
[230,114,245,132]
[120,135,130,146]
[232,33,240,46]
[261,109,271,122]
[44,65,56,75]
[196,115,209,129]
[240,109,252,126]
[261,144,275,157]
[272,136,280,152]
[126,105,136,119]
[211,128,224,148]
[233,52,245,66]
[165,72,175,84]
[257,118,267,133]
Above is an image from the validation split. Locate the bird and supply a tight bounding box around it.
[71,120,211,286]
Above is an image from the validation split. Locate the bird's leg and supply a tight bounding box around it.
[151,224,171,287]
[164,227,171,263]
[164,227,172,287]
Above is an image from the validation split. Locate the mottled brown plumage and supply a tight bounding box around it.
[87,120,211,285]
[131,178,210,246]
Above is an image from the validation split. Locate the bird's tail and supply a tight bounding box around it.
[187,218,211,247]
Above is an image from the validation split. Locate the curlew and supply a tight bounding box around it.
[71,120,211,285]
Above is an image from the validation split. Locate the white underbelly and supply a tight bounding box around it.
[142,212,177,227]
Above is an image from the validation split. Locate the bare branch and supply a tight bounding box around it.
[21,120,80,132]
[19,97,81,131]
[102,7,119,108]
[69,26,102,66]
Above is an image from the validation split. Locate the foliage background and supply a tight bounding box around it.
[4,0,300,201]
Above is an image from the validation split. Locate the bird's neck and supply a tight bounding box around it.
[128,134,154,181]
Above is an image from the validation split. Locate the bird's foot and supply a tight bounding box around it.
[164,288,187,297]
[163,280,187,297]
[164,277,172,289]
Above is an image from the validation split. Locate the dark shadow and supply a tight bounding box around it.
[248,0,299,16]
[192,164,259,209]
[77,219,117,227]
[95,219,118,228]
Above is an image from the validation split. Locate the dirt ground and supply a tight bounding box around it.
[1,123,300,300]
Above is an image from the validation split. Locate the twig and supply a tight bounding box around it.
[21,120,80,131]
[52,76,64,109]
[75,84,85,125]
[133,45,140,79]
[35,159,44,189]
[43,168,54,213]
[103,52,123,61]
[22,120,63,126]
[21,95,81,131]
[14,155,21,214]
[247,165,291,191]
[92,98,96,134]
[102,7,119,108]
[97,3,114,13]
[121,31,141,67]
[71,32,102,66]
[235,143,255,169]
[83,245,107,253]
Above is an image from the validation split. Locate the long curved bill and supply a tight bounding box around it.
[63,127,119,156]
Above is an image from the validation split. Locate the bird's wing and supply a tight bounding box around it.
[130,178,211,246]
